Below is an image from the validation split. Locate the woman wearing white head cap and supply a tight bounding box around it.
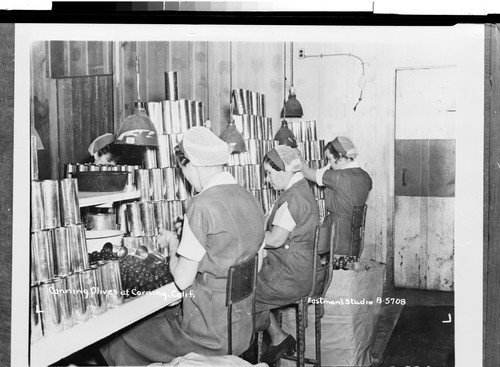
[255,145,319,363]
[302,136,372,263]
[87,133,121,165]
[101,127,265,366]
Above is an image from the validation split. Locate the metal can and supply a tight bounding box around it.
[52,227,71,277]
[38,280,64,335]
[164,71,178,101]
[32,230,55,282]
[41,179,61,229]
[67,223,89,272]
[81,267,106,316]
[60,178,80,226]
[100,260,124,307]
[66,273,90,324]
[31,181,45,232]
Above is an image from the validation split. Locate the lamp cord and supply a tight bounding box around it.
[283,41,287,121]
[135,57,141,103]
[229,42,233,120]
[301,52,366,111]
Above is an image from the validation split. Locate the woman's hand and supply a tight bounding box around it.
[157,229,179,256]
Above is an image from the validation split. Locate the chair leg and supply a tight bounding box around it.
[296,300,307,367]
[257,331,264,363]
[315,303,322,367]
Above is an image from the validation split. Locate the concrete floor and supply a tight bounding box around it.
[370,286,454,366]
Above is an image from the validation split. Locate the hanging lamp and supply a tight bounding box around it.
[31,124,44,150]
[280,42,303,118]
[274,42,297,148]
[115,57,159,147]
[219,42,246,154]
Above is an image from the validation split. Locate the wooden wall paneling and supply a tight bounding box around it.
[146,41,168,102]
[88,41,112,76]
[394,196,422,289]
[88,41,103,75]
[48,79,59,178]
[425,197,454,291]
[105,41,113,76]
[121,41,138,117]
[69,41,88,77]
[113,41,124,131]
[418,197,429,289]
[191,41,208,120]
[89,76,100,154]
[231,42,245,92]
[57,79,73,176]
[104,75,114,135]
[80,77,91,161]
[267,42,285,132]
[136,42,148,103]
[207,42,230,135]
[71,78,83,163]
[170,42,191,100]
[48,41,68,78]
[484,23,500,367]
[31,41,52,180]
[97,76,108,136]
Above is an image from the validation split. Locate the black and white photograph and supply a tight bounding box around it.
[6,19,493,366]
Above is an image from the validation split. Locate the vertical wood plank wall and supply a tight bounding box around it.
[32,41,285,177]
[484,23,500,367]
[113,41,283,137]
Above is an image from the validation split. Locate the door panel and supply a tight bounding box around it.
[394,67,455,291]
[395,140,425,197]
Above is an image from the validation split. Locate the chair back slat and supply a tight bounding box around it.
[350,204,368,258]
[226,253,259,355]
[310,224,335,299]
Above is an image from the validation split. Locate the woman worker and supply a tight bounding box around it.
[101,127,265,365]
[255,145,319,363]
[87,133,122,166]
[301,136,372,264]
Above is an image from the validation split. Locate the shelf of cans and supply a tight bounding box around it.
[117,167,190,253]
[30,176,124,344]
[112,71,200,253]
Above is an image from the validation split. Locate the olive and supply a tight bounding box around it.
[102,242,113,252]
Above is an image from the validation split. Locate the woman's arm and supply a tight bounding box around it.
[158,229,200,291]
[264,225,291,249]
[170,255,199,290]
[301,157,318,183]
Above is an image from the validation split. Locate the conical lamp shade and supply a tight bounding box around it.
[219,122,246,154]
[115,106,159,147]
[274,120,297,148]
[280,89,303,118]
[31,124,44,150]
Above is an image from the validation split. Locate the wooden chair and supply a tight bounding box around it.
[276,223,336,367]
[226,253,259,355]
[351,204,368,258]
[337,204,368,259]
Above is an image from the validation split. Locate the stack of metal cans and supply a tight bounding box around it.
[30,177,123,341]
[120,167,189,253]
[288,120,327,220]
[147,71,205,170]
[226,89,278,214]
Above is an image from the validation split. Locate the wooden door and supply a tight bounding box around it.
[394,67,456,291]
